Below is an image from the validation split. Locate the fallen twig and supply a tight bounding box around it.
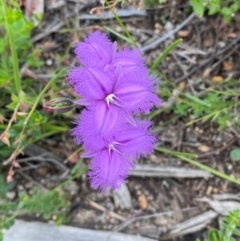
[140,13,195,52]
[4,220,157,241]
[130,164,212,178]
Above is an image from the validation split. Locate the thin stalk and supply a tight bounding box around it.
[23,69,66,125]
[112,11,136,46]
[4,69,66,165]
[2,0,21,94]
[105,0,136,46]
[155,147,240,186]
[151,39,182,71]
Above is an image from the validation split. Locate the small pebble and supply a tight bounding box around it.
[63,181,79,195]
[164,21,173,31]
[46,59,53,66]
[17,185,24,191]
[6,191,16,200]
[227,164,233,171]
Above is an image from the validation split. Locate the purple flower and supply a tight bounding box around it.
[68,65,161,133]
[68,31,161,191]
[74,119,156,158]
[81,120,156,191]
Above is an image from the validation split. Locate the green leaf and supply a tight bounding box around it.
[230,3,240,12]
[208,229,224,241]
[230,148,240,161]
[11,93,19,102]
[151,38,182,71]
[185,93,211,107]
[174,103,189,117]
[232,228,240,236]
[3,218,15,229]
[43,212,51,220]
[221,7,232,23]
[190,0,205,16]
[6,102,18,110]
[208,0,221,15]
[104,26,134,45]
[0,232,3,241]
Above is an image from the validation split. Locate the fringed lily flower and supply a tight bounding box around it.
[67,31,161,191]
[76,119,156,159]
[68,66,161,129]
[82,120,156,191]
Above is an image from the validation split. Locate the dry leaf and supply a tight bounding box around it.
[196,197,240,216]
[37,167,48,176]
[178,81,186,91]
[198,145,210,152]
[0,131,10,147]
[223,61,233,71]
[212,76,223,83]
[177,30,190,37]
[203,39,214,47]
[7,175,13,183]
[203,67,212,78]
[227,33,237,38]
[13,161,21,168]
[17,112,28,116]
[138,194,148,210]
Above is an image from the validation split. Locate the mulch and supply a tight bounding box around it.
[9,0,240,240]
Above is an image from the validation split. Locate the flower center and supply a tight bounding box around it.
[105,94,125,109]
[108,142,122,155]
[105,93,115,104]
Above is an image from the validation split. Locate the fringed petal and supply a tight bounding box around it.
[88,150,133,191]
[72,103,125,151]
[116,120,157,158]
[115,74,161,114]
[74,31,115,67]
[110,48,148,76]
[67,67,113,100]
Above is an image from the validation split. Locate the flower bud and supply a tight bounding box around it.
[44,97,75,113]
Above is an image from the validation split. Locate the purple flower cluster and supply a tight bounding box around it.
[68,31,161,191]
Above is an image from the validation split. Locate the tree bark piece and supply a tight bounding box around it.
[4,220,157,241]
[130,165,212,178]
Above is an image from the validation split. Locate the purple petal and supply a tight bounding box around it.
[110,48,148,76]
[94,102,122,136]
[68,67,113,100]
[118,108,136,126]
[72,103,125,150]
[88,150,133,191]
[116,120,157,158]
[114,74,161,114]
[74,31,116,67]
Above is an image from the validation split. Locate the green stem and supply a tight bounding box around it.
[24,69,66,126]
[112,12,135,46]
[151,39,182,71]
[2,0,21,94]
[155,147,240,186]
[13,69,66,156]
[105,0,136,46]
